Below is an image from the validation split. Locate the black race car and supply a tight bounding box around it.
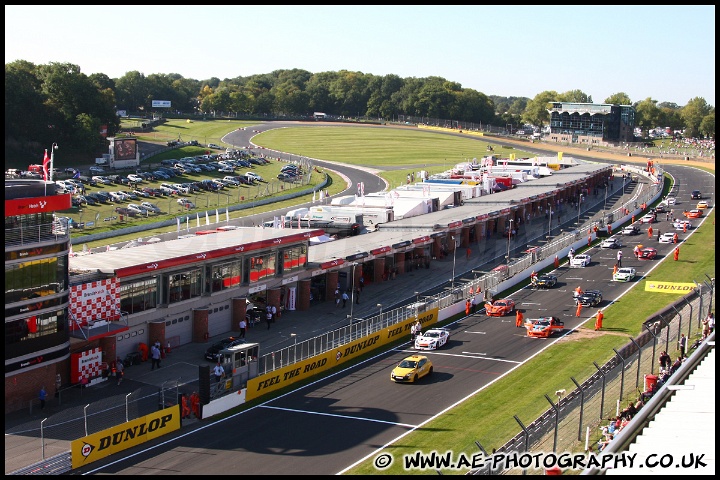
[574,290,603,307]
[534,274,558,289]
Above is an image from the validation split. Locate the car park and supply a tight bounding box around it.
[204,336,244,362]
[696,201,709,209]
[574,290,603,307]
[414,328,450,350]
[524,317,564,338]
[390,354,433,383]
[690,190,702,200]
[570,254,592,267]
[621,225,640,236]
[683,209,703,219]
[658,232,676,244]
[534,274,557,289]
[640,213,656,223]
[484,298,516,317]
[600,238,622,249]
[613,267,636,282]
[638,247,657,260]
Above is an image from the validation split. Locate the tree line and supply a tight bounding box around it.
[5,61,715,162]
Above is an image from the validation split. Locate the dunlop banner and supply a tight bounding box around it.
[644,281,697,294]
[71,405,180,469]
[246,307,439,401]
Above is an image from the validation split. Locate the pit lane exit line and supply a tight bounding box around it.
[261,405,419,428]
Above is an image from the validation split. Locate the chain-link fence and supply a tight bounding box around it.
[470,281,714,475]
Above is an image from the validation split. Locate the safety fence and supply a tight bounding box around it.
[469,282,715,475]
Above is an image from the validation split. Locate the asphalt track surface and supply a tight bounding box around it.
[73,128,714,475]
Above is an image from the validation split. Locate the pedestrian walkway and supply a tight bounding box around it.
[5,173,643,475]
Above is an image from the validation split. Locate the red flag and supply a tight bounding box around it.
[42,149,50,181]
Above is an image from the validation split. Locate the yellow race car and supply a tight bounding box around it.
[390,355,434,383]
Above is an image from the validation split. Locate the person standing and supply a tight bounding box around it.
[595,310,604,331]
[213,362,225,383]
[116,358,124,385]
[334,288,341,307]
[239,318,247,339]
[150,343,161,369]
[38,386,47,410]
[515,309,524,328]
[355,286,361,304]
[673,246,680,261]
[678,333,687,358]
[707,312,715,334]
[616,250,623,268]
[358,275,364,292]
[265,309,273,330]
[341,291,349,308]
[466,247,472,260]
[270,304,277,322]
[470,295,477,314]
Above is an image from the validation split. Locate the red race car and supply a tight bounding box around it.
[683,209,703,219]
[638,247,658,260]
[484,298,516,317]
[524,316,565,338]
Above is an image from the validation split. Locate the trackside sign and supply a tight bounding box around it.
[644,281,696,294]
[71,405,180,469]
[245,307,440,401]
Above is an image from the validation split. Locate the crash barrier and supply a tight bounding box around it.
[469,283,714,475]
[254,165,664,378]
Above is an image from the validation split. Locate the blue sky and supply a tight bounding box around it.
[5,6,715,107]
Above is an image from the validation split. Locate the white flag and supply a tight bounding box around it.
[186,216,189,231]
[205,211,210,225]
[196,213,200,228]
[215,209,219,224]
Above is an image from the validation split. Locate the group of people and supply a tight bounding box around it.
[597,400,642,452]
[701,312,715,339]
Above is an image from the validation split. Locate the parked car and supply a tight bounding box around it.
[140,201,162,213]
[484,298,516,317]
[204,336,244,362]
[223,176,241,186]
[127,174,144,183]
[207,143,222,149]
[132,189,150,198]
[114,206,136,217]
[570,254,592,268]
[127,204,148,215]
[89,166,106,175]
[245,172,263,182]
[390,355,433,383]
[278,172,300,182]
[177,198,195,209]
[117,190,138,200]
[414,328,450,351]
[621,225,640,235]
[613,267,637,282]
[600,238,622,249]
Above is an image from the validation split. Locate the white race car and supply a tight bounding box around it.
[414,328,450,350]
[570,254,592,268]
[658,232,676,244]
[613,267,637,282]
